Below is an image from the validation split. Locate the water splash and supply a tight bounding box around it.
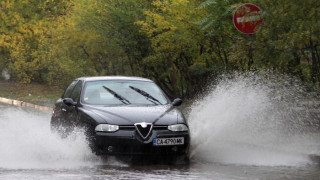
[189,73,320,166]
[1,73,319,169]
[0,106,125,169]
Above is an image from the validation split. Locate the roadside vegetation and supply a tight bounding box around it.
[0,80,63,106]
[0,0,319,100]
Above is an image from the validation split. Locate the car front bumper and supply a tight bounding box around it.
[94,128,190,156]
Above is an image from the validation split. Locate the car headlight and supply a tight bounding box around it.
[95,124,119,132]
[168,124,188,132]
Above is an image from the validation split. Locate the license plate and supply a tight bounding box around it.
[153,137,184,146]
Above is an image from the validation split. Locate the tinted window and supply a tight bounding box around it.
[62,80,78,98]
[82,80,169,105]
[70,81,83,102]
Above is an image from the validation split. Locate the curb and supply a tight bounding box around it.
[0,97,52,111]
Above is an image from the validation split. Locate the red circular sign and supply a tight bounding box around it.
[233,3,263,34]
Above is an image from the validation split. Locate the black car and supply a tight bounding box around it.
[51,76,190,161]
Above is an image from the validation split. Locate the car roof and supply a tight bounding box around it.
[76,76,153,82]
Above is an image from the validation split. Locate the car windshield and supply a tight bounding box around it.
[82,80,169,105]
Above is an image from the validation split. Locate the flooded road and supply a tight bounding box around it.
[1,105,320,180]
[1,74,320,179]
[1,162,320,180]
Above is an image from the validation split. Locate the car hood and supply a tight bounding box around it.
[83,105,183,125]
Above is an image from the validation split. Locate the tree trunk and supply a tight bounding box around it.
[168,53,179,98]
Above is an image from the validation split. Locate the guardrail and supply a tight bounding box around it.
[0,97,52,111]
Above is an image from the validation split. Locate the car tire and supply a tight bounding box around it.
[84,125,100,155]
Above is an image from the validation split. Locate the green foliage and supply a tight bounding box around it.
[255,0,320,85]
[0,0,72,83]
[195,0,320,89]
[137,0,219,97]
[72,0,152,76]
[1,0,320,96]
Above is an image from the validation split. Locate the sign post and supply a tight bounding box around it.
[233,3,263,34]
[233,3,263,70]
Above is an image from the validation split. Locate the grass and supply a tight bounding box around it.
[0,80,64,107]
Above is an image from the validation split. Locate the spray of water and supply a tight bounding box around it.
[1,73,319,169]
[189,73,320,166]
[0,106,125,169]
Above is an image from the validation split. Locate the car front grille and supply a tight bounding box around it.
[119,125,167,131]
[119,125,135,130]
[135,123,153,139]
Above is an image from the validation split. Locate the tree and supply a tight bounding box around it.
[0,0,72,83]
[137,0,213,97]
[196,0,320,89]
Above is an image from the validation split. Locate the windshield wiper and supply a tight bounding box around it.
[102,86,131,105]
[129,86,162,105]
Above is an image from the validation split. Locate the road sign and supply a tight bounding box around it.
[233,3,263,34]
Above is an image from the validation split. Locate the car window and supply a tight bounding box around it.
[62,80,78,98]
[82,80,169,105]
[70,80,83,102]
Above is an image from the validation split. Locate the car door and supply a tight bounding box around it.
[67,80,83,128]
[52,80,78,129]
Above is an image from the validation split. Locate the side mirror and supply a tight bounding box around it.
[172,98,182,106]
[63,98,77,106]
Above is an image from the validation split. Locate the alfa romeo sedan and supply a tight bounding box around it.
[51,76,190,161]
